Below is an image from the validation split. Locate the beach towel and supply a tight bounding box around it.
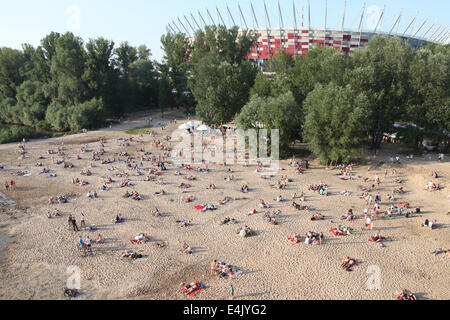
[23,173,32,177]
[239,189,253,193]
[288,237,300,244]
[331,228,344,237]
[194,205,204,211]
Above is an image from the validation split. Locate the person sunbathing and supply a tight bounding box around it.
[369,232,385,243]
[181,243,193,254]
[154,189,166,195]
[122,191,131,198]
[259,199,269,208]
[182,195,195,203]
[241,185,249,193]
[121,250,142,259]
[311,212,325,221]
[237,226,254,237]
[95,234,104,244]
[220,197,233,205]
[341,257,357,271]
[131,233,147,244]
[396,289,416,300]
[421,219,437,229]
[153,208,161,217]
[113,214,123,223]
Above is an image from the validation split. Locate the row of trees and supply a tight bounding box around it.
[161,29,449,163]
[0,32,162,142]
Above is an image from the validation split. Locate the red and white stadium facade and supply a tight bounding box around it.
[167,1,449,63]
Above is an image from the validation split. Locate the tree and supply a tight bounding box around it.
[303,83,369,164]
[158,74,171,115]
[236,91,301,153]
[49,32,86,107]
[0,47,25,98]
[407,46,450,138]
[189,53,256,126]
[348,36,414,151]
[160,33,191,110]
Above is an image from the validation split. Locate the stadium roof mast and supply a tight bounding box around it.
[238,3,248,30]
[358,3,366,48]
[342,0,347,32]
[206,9,216,27]
[324,0,327,32]
[172,20,183,34]
[433,26,447,42]
[226,4,237,27]
[264,2,272,29]
[293,0,297,31]
[167,23,176,35]
[308,0,311,30]
[217,7,226,27]
[441,31,449,42]
[177,17,191,36]
[412,17,429,38]
[278,1,285,29]
[184,15,196,34]
[429,25,443,41]
[374,5,386,33]
[190,13,202,31]
[421,20,437,39]
[440,31,450,43]
[250,2,259,29]
[403,13,419,36]
[198,10,208,29]
[389,10,403,36]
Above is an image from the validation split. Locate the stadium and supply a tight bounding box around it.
[166,1,449,64]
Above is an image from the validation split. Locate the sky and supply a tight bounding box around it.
[1,0,449,62]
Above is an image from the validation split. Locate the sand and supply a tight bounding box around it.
[0,110,448,300]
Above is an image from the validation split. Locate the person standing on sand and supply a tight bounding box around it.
[72,217,79,231]
[230,284,235,299]
[80,214,86,229]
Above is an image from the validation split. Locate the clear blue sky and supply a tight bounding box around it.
[1,0,449,62]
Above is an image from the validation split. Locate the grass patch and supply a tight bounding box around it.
[125,126,153,135]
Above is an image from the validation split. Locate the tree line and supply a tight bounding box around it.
[0,32,161,143]
[160,27,449,163]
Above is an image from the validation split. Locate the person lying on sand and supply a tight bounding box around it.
[220,217,237,225]
[237,226,255,237]
[181,242,193,254]
[131,233,148,244]
[259,199,269,208]
[340,257,357,271]
[421,219,437,229]
[154,189,166,196]
[311,212,325,221]
[240,185,249,193]
[121,250,142,259]
[396,289,416,300]
[431,248,449,255]
[95,234,104,244]
[181,195,195,203]
[153,208,161,217]
[264,213,278,225]
[220,197,233,205]
[113,214,124,223]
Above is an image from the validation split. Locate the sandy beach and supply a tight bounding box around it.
[0,110,448,300]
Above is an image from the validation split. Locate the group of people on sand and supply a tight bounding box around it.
[123,190,141,200]
[237,225,255,237]
[4,180,15,191]
[210,260,238,278]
